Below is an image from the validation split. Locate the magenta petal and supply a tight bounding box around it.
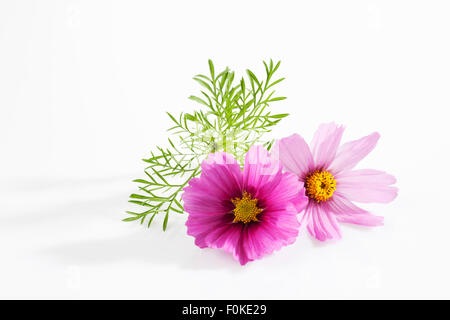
[187,215,235,248]
[200,152,243,198]
[243,145,306,209]
[261,172,307,212]
[183,152,243,255]
[310,122,345,169]
[306,203,341,241]
[238,206,300,265]
[327,193,384,226]
[291,186,308,213]
[242,144,308,213]
[261,206,300,244]
[272,134,314,179]
[277,178,307,213]
[336,169,398,203]
[206,206,300,266]
[243,145,282,192]
[329,132,380,174]
[182,152,242,216]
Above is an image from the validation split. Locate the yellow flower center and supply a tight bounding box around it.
[305,170,337,203]
[231,191,263,223]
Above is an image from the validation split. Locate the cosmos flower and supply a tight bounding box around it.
[182,145,308,265]
[273,123,398,241]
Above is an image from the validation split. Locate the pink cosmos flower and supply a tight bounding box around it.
[273,123,398,241]
[182,145,308,265]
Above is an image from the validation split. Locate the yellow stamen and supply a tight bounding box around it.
[305,170,336,203]
[231,191,263,223]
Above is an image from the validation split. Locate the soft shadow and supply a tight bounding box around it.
[41,222,244,272]
[7,176,248,271]
[0,192,126,226]
[310,223,382,247]
[310,237,340,248]
[0,175,133,225]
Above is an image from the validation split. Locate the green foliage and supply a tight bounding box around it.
[124,59,288,230]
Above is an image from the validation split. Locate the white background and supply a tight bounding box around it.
[1,0,449,299]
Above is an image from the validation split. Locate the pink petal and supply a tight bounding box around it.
[261,206,300,243]
[184,152,241,201]
[272,134,314,179]
[203,222,242,253]
[235,228,252,265]
[329,132,380,174]
[243,145,282,191]
[243,145,308,212]
[187,215,235,248]
[261,172,307,212]
[290,181,308,213]
[182,184,231,216]
[196,221,254,266]
[182,152,243,217]
[201,152,242,196]
[327,193,384,226]
[311,122,345,170]
[306,202,342,241]
[238,205,300,265]
[336,169,398,203]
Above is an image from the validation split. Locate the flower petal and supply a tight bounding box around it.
[186,214,236,248]
[329,132,380,174]
[327,193,384,226]
[182,153,242,217]
[200,152,243,197]
[243,145,307,212]
[272,134,314,179]
[306,202,341,241]
[260,171,307,212]
[237,205,300,265]
[183,179,231,216]
[260,205,301,244]
[311,122,345,169]
[183,152,243,250]
[336,169,398,203]
[243,145,282,192]
[289,181,308,213]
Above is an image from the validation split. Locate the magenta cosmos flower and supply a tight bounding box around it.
[273,123,398,241]
[182,145,308,265]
